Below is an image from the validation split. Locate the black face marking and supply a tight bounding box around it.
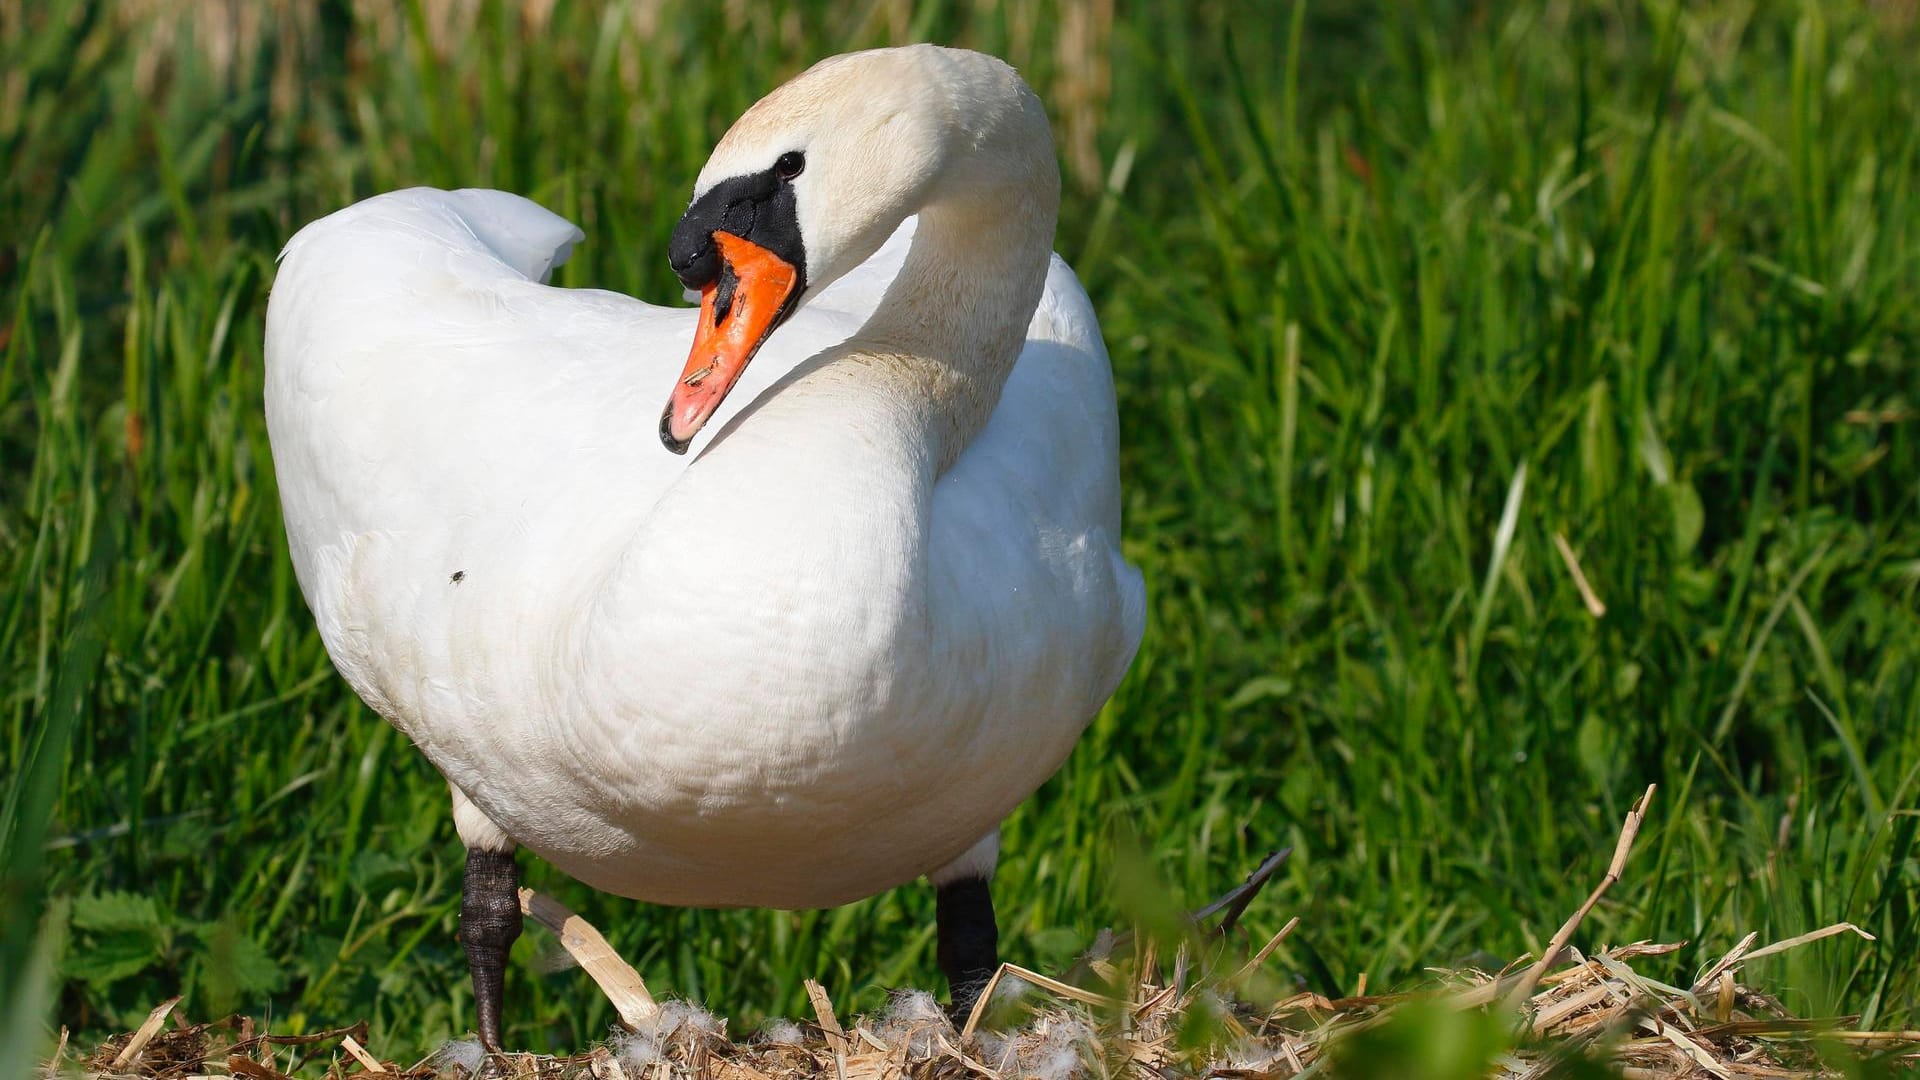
[450,570,465,584]
[669,158,809,306]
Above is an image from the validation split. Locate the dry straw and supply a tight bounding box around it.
[55,788,1917,1079]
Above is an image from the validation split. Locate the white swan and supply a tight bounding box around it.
[264,45,1144,1047]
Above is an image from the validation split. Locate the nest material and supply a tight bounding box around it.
[49,788,1920,1079]
[49,932,1920,1080]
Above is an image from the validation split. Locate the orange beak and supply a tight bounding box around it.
[660,231,802,453]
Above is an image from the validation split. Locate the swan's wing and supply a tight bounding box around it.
[268,188,683,552]
[266,188,882,535]
[439,188,584,282]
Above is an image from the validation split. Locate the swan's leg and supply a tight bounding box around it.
[453,787,522,1052]
[929,829,1001,1018]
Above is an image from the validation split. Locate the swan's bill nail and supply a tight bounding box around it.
[660,231,800,452]
[659,405,692,455]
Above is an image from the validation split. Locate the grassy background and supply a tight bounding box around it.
[3,0,1918,1063]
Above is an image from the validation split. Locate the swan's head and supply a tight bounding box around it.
[659,45,1050,452]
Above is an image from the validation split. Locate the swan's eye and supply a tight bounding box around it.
[774,151,805,181]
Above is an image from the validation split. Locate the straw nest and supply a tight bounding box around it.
[52,789,1920,1080]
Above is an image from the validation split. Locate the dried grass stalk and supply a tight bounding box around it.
[54,802,1917,1080]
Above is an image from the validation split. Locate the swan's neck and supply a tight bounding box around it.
[598,103,1061,683]
[843,179,1057,470]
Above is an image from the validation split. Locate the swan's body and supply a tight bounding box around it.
[265,45,1143,1038]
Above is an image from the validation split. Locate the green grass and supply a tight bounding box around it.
[3,0,1917,1063]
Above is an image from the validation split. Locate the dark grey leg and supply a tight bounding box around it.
[936,877,999,1019]
[460,848,522,1052]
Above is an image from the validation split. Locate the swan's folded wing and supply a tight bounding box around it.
[277,187,584,283]
[441,188,586,282]
[265,189,691,632]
